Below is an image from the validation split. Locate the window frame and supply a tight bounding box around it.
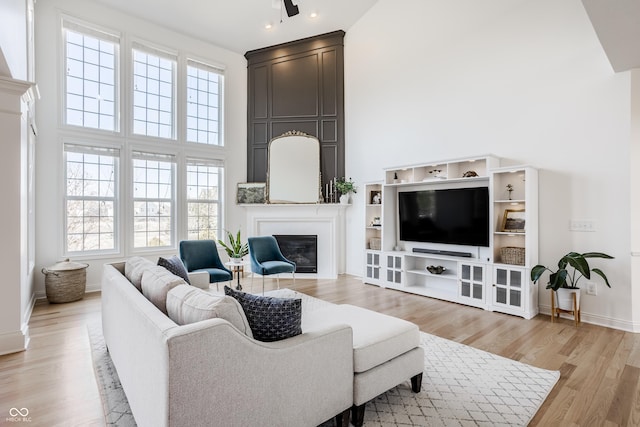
[185,158,225,241]
[61,17,121,133]
[130,41,178,141]
[62,142,120,257]
[130,150,177,252]
[58,17,229,259]
[185,59,225,146]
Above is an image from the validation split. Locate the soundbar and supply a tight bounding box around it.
[412,248,472,258]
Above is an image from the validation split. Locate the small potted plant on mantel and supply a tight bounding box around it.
[335,177,357,204]
[218,230,249,262]
[531,251,614,311]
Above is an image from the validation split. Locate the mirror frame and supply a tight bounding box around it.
[267,131,321,204]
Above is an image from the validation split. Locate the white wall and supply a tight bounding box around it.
[0,0,28,79]
[344,0,634,329]
[34,0,247,296]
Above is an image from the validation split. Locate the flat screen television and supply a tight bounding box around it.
[398,187,489,247]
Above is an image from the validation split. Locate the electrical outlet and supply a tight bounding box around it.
[569,220,596,232]
[586,282,597,296]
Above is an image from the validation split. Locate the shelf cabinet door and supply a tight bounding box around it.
[384,254,403,286]
[492,266,525,313]
[459,262,486,307]
[364,251,382,285]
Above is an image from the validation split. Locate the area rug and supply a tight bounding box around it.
[89,290,559,426]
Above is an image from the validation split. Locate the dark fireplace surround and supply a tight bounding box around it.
[274,235,318,274]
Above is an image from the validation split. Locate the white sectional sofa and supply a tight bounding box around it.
[101,261,354,427]
[101,259,424,427]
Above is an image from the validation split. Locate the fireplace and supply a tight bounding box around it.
[274,235,318,274]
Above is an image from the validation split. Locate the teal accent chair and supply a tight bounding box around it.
[248,236,296,294]
[179,240,232,290]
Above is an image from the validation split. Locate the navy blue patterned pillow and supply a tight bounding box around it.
[224,286,302,342]
[158,255,191,285]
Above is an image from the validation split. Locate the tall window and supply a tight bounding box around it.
[132,152,175,248]
[132,45,175,139]
[64,144,118,254]
[186,159,223,240]
[186,61,223,145]
[63,21,118,131]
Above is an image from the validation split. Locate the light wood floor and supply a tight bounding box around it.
[2,275,640,426]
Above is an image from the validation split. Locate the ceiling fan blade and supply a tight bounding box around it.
[283,0,300,17]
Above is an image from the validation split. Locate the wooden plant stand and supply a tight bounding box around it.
[550,290,581,326]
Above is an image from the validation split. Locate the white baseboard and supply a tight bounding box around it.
[538,304,640,332]
[0,329,28,356]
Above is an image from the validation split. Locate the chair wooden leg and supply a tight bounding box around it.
[262,274,265,295]
[276,275,280,289]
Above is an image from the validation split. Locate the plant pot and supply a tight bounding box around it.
[339,194,350,204]
[556,288,580,311]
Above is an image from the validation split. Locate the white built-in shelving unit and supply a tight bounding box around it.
[362,155,539,319]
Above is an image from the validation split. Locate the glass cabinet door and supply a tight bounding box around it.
[459,263,485,304]
[493,266,524,309]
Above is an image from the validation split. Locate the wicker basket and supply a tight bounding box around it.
[500,247,525,266]
[42,259,89,303]
[369,238,381,250]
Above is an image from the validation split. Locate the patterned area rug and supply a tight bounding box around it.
[89,290,559,426]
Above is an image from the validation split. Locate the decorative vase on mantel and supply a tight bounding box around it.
[340,193,350,204]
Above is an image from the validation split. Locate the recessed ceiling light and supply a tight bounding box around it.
[265,23,273,29]
[309,12,318,18]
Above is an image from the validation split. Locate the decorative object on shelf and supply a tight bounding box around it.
[506,183,514,200]
[335,177,357,204]
[500,247,525,266]
[369,238,381,250]
[429,169,445,179]
[426,265,446,275]
[393,172,399,183]
[462,170,478,178]
[371,216,381,226]
[531,251,614,323]
[502,209,526,232]
[370,190,381,204]
[218,229,249,261]
[236,182,266,204]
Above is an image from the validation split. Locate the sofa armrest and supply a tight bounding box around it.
[187,270,210,289]
[165,320,353,426]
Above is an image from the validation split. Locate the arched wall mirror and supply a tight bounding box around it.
[267,132,321,204]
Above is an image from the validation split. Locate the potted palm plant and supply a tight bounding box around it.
[530,251,613,310]
[218,230,249,262]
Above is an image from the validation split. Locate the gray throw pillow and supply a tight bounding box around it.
[224,286,302,342]
[167,285,253,337]
[158,255,191,285]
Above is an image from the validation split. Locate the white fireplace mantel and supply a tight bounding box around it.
[243,204,349,279]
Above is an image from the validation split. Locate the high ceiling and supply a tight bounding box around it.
[92,0,379,54]
[91,0,639,72]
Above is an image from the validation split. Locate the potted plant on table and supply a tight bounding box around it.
[530,251,614,311]
[335,177,357,204]
[218,230,249,262]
